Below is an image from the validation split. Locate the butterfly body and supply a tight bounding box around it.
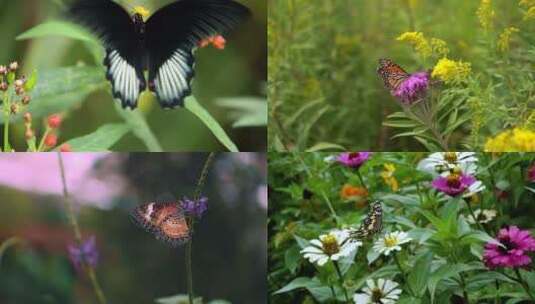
[68,0,250,109]
[350,201,383,240]
[131,202,190,247]
[377,58,410,94]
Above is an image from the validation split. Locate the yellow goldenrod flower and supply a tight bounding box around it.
[397,32,432,59]
[484,128,535,152]
[380,163,399,192]
[133,6,151,20]
[477,0,495,31]
[430,38,449,58]
[431,58,471,84]
[497,27,520,52]
[524,6,535,20]
[519,0,535,7]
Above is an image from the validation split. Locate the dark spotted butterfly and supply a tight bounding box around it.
[67,0,250,109]
[377,58,410,94]
[131,202,190,247]
[350,201,383,239]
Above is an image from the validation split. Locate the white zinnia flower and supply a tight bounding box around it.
[417,152,477,176]
[373,231,411,256]
[466,209,497,224]
[301,229,362,266]
[463,179,486,198]
[353,278,402,304]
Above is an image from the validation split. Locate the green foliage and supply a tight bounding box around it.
[268,0,535,151]
[268,152,535,303]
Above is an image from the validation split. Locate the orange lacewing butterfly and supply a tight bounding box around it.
[131,202,191,247]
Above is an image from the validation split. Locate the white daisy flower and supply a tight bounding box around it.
[462,179,486,198]
[301,229,362,266]
[373,231,412,256]
[466,209,497,224]
[353,278,402,304]
[417,152,477,176]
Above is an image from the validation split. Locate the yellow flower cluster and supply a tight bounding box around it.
[477,0,495,31]
[396,32,432,59]
[484,128,535,152]
[431,58,472,84]
[430,38,449,58]
[497,27,520,52]
[520,0,535,6]
[519,0,535,20]
[380,163,399,192]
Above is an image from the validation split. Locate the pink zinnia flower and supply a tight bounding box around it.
[527,163,535,182]
[393,72,429,104]
[431,172,484,197]
[483,226,535,269]
[336,152,371,169]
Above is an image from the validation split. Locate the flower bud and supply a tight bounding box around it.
[14,79,24,88]
[25,129,34,140]
[22,95,31,105]
[9,61,18,72]
[44,133,58,148]
[15,86,24,96]
[60,144,73,152]
[0,82,7,91]
[23,112,32,124]
[0,65,6,75]
[47,114,62,129]
[10,104,18,114]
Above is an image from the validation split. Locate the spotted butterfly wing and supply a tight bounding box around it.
[350,201,383,239]
[131,202,190,247]
[67,0,250,109]
[377,58,410,94]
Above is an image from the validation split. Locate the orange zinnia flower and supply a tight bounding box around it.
[340,184,368,201]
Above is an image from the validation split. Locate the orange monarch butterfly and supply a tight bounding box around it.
[377,58,410,94]
[350,201,383,240]
[131,202,190,247]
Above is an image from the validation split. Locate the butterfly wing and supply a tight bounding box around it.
[131,202,190,247]
[67,0,146,108]
[350,201,383,239]
[145,0,251,108]
[377,58,410,93]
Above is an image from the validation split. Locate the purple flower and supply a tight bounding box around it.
[336,152,371,169]
[181,196,208,218]
[483,226,535,269]
[431,172,483,196]
[393,72,429,104]
[528,163,535,182]
[68,236,99,270]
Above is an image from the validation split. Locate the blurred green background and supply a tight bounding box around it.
[0,0,267,152]
[0,153,267,304]
[268,0,535,151]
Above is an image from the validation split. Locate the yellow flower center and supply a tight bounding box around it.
[321,234,340,256]
[444,152,458,163]
[384,235,398,247]
[133,6,151,20]
[447,173,462,188]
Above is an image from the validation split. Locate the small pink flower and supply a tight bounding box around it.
[393,72,430,104]
[483,226,535,269]
[527,163,535,182]
[336,152,371,169]
[431,172,483,196]
[47,114,62,129]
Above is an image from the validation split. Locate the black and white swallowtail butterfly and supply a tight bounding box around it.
[67,0,250,109]
[350,200,383,239]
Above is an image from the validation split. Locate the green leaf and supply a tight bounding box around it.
[24,69,38,92]
[114,103,163,152]
[207,300,232,304]
[306,142,346,151]
[216,97,267,128]
[62,123,129,151]
[155,294,202,304]
[0,237,24,267]
[428,263,464,302]
[17,21,97,44]
[408,252,433,297]
[0,66,107,123]
[185,97,239,152]
[273,277,314,294]
[284,246,301,274]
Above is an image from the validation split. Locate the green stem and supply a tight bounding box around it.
[37,127,52,152]
[465,199,490,235]
[514,268,535,302]
[57,152,107,304]
[356,169,368,193]
[333,262,349,303]
[185,153,216,304]
[458,273,470,304]
[393,252,415,296]
[3,91,11,152]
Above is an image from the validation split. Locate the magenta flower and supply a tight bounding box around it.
[431,173,484,196]
[393,72,429,104]
[68,236,99,271]
[527,163,535,182]
[483,226,535,269]
[336,152,371,169]
[181,196,208,218]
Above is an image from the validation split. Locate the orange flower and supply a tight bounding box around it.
[340,184,368,201]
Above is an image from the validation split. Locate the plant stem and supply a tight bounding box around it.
[464,199,489,235]
[356,169,368,193]
[3,91,11,152]
[185,153,216,304]
[458,273,470,304]
[514,268,535,302]
[57,152,107,304]
[333,262,349,303]
[392,252,415,296]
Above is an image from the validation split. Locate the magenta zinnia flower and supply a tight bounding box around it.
[393,72,429,104]
[336,152,371,169]
[431,172,483,196]
[483,226,535,269]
